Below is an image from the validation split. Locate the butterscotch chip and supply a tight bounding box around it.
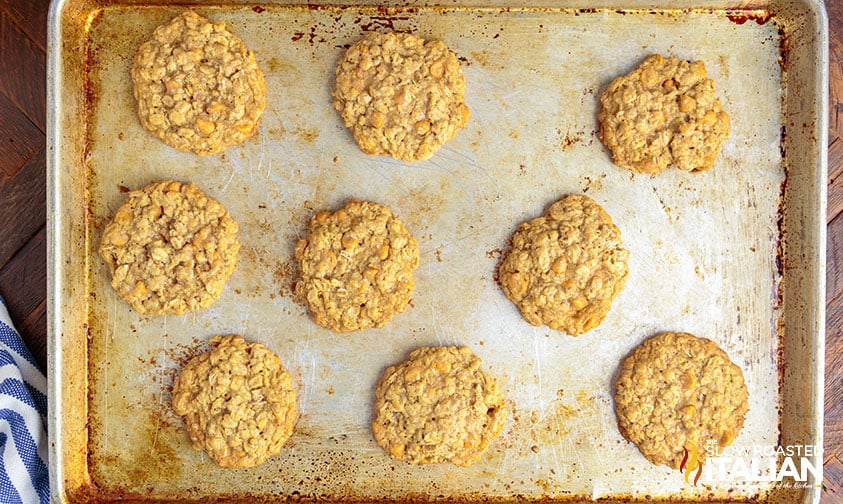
[614,332,749,469]
[598,54,731,174]
[98,180,240,314]
[132,11,266,155]
[373,346,507,467]
[294,200,419,332]
[332,31,470,162]
[172,335,298,468]
[498,194,629,335]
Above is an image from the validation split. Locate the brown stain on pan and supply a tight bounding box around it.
[726,10,773,25]
[95,410,185,488]
[81,4,107,497]
[66,488,772,504]
[774,12,789,458]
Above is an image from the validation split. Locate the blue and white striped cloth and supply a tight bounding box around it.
[0,296,48,504]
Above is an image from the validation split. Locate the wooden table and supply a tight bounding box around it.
[0,0,840,499]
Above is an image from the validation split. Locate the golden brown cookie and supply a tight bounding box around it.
[294,200,419,332]
[614,332,749,469]
[172,335,298,468]
[498,194,629,335]
[372,346,507,467]
[132,11,266,155]
[332,31,470,162]
[98,180,240,315]
[598,54,731,174]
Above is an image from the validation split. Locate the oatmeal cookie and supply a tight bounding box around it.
[332,31,470,162]
[614,332,749,469]
[98,180,240,315]
[498,194,629,335]
[372,346,507,466]
[172,335,298,468]
[132,11,266,155]
[294,200,419,332]
[598,54,731,174]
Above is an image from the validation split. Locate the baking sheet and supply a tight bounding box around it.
[48,2,827,503]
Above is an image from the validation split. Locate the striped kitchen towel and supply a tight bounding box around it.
[0,296,48,504]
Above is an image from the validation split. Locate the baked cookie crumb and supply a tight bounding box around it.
[598,54,730,174]
[373,346,507,466]
[172,335,298,468]
[614,331,749,469]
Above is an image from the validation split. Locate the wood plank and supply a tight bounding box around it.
[831,137,843,186]
[824,456,843,504]
[830,155,843,224]
[0,144,45,270]
[0,0,49,52]
[826,5,843,474]
[0,11,46,132]
[830,0,843,140]
[826,296,843,464]
[822,1,842,488]
[829,214,843,305]
[0,91,42,181]
[0,226,45,371]
[829,7,843,493]
[832,173,843,225]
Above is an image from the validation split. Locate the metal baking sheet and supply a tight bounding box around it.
[47,1,827,502]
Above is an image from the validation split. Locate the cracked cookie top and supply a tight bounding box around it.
[98,180,240,314]
[614,331,749,469]
[132,11,266,155]
[172,335,298,468]
[498,194,629,335]
[333,31,470,162]
[598,54,730,174]
[372,346,507,467]
[294,200,419,332]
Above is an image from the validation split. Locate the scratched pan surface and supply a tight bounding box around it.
[47,1,827,502]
